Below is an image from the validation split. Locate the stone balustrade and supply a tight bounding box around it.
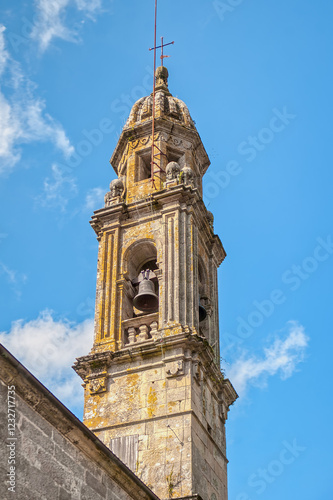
[122,313,159,347]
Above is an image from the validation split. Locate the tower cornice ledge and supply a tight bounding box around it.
[90,201,127,237]
[74,332,228,392]
[222,378,239,408]
[89,185,226,265]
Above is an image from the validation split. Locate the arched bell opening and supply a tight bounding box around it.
[121,240,160,347]
[121,240,160,321]
[198,258,210,335]
[133,260,159,317]
[123,240,158,279]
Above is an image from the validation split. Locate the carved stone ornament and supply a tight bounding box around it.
[192,360,201,385]
[165,360,184,378]
[165,161,181,188]
[89,377,107,395]
[110,178,124,197]
[155,65,169,89]
[166,161,181,181]
[218,402,227,423]
[104,178,124,207]
[180,166,195,186]
[206,210,214,229]
[104,191,113,207]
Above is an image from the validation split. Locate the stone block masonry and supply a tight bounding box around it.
[0,344,160,500]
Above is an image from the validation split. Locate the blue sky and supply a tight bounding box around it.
[0,1,332,499]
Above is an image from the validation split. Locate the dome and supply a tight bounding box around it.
[124,66,195,130]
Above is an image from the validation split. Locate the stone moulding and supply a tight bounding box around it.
[74,333,238,419]
[73,351,113,387]
[89,185,226,273]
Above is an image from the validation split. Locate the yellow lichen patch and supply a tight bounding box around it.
[168,401,178,412]
[127,372,139,386]
[126,373,140,409]
[147,386,158,418]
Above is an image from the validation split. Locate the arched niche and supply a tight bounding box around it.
[122,239,158,279]
[198,256,209,301]
[121,239,159,319]
[198,256,211,341]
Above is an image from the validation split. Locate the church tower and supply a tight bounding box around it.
[74,66,237,500]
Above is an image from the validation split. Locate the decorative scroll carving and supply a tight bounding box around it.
[193,360,201,385]
[89,376,107,395]
[165,360,184,378]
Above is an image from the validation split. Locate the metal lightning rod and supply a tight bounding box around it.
[149,0,158,185]
[149,1,174,187]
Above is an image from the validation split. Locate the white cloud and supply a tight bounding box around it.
[227,322,309,396]
[0,310,93,410]
[0,26,74,174]
[31,0,77,52]
[31,0,102,52]
[36,163,78,211]
[85,187,105,211]
[0,261,17,284]
[0,261,27,298]
[0,93,20,167]
[0,25,9,76]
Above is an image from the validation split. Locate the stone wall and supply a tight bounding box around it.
[0,344,159,500]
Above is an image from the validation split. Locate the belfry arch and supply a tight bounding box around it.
[122,238,159,279]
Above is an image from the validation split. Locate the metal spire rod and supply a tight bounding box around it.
[150,0,158,184]
[149,1,174,187]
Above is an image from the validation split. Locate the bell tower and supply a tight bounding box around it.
[74,66,237,500]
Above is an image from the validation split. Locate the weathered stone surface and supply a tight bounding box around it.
[76,334,235,499]
[0,345,160,500]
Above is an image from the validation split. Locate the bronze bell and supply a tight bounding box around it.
[199,300,207,322]
[133,274,158,313]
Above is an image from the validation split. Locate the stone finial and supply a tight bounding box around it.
[206,211,214,229]
[110,178,124,197]
[180,166,195,186]
[104,178,124,207]
[155,66,169,90]
[166,161,181,181]
[104,191,112,207]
